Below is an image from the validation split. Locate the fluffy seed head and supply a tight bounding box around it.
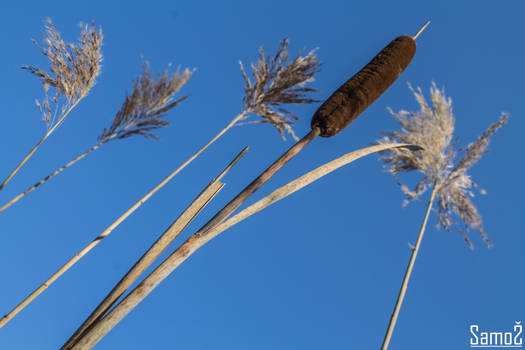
[378,82,508,248]
[22,19,103,129]
[239,38,321,140]
[99,61,193,142]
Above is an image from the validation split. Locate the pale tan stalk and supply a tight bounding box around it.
[68,143,417,350]
[0,139,108,213]
[0,97,83,192]
[0,111,247,329]
[216,143,417,232]
[62,147,248,350]
[381,185,438,350]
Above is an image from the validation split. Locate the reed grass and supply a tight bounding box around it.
[0,20,102,192]
[0,62,191,214]
[0,38,320,329]
[377,83,508,349]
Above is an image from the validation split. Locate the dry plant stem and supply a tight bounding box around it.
[69,143,416,350]
[196,127,320,237]
[216,143,418,232]
[0,112,247,329]
[0,97,83,192]
[0,139,108,213]
[381,185,438,350]
[412,21,430,40]
[62,147,248,350]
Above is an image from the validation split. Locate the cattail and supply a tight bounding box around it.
[196,23,428,236]
[311,36,416,137]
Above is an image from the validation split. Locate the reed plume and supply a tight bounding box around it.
[0,62,191,213]
[0,20,102,192]
[239,38,320,140]
[378,82,508,349]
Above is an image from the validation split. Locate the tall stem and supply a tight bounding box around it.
[0,111,246,329]
[0,97,83,192]
[0,140,108,213]
[381,185,438,350]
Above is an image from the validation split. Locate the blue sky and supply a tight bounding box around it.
[0,0,523,349]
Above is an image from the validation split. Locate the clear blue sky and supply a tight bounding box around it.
[0,0,523,349]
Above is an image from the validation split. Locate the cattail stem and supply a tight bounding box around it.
[412,21,430,40]
[61,147,248,350]
[380,185,438,350]
[0,110,248,329]
[67,143,417,350]
[0,139,108,213]
[196,127,319,237]
[0,96,83,192]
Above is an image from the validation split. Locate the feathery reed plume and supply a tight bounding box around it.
[239,38,321,140]
[0,39,318,329]
[99,61,192,141]
[377,82,508,350]
[0,62,191,214]
[0,19,102,192]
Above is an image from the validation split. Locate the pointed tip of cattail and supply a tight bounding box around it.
[412,21,430,40]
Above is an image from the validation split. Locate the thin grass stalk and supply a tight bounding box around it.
[0,111,248,329]
[0,139,108,213]
[67,143,417,350]
[380,184,438,350]
[61,147,248,350]
[0,97,83,192]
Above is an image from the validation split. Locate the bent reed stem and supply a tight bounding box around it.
[381,184,438,350]
[0,110,247,329]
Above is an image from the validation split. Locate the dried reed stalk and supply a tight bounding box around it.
[66,142,417,349]
[61,147,248,350]
[378,84,508,349]
[0,62,191,214]
[0,20,102,192]
[380,184,437,350]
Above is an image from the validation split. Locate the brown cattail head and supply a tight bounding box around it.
[311,35,416,137]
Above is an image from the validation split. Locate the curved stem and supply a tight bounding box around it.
[380,185,438,350]
[0,140,108,213]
